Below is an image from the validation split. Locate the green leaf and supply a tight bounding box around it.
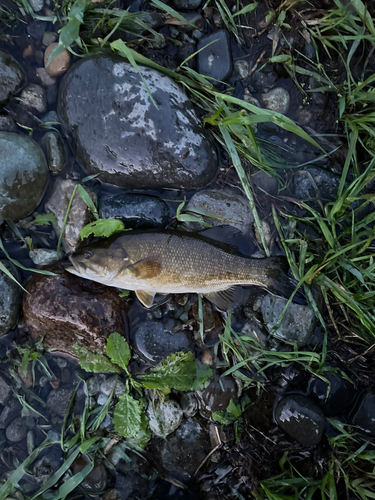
[139,351,212,392]
[76,184,98,219]
[113,391,143,438]
[73,343,121,373]
[191,360,213,391]
[127,406,151,448]
[80,219,125,240]
[226,399,242,418]
[106,332,131,372]
[27,213,57,227]
[211,410,235,425]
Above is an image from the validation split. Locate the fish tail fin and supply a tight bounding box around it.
[262,256,307,305]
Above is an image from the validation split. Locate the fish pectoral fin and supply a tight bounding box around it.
[135,290,156,308]
[127,256,161,279]
[204,286,244,311]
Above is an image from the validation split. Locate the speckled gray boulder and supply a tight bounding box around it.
[185,188,254,233]
[0,132,49,220]
[261,294,315,347]
[0,260,22,336]
[57,55,218,190]
[0,51,26,108]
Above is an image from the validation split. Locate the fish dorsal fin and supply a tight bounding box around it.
[127,256,161,279]
[135,290,156,308]
[203,286,245,311]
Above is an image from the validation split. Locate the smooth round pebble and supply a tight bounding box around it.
[0,50,26,107]
[6,417,28,442]
[44,43,71,77]
[40,130,66,173]
[262,87,290,115]
[20,83,47,113]
[275,395,325,447]
[0,131,49,220]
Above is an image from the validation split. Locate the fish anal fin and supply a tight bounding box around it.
[127,256,161,279]
[135,290,156,308]
[204,286,244,311]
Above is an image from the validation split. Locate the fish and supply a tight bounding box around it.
[66,229,298,310]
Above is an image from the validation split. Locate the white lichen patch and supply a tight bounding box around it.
[112,63,127,78]
[127,100,157,140]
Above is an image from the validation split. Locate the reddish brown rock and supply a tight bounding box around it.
[23,266,128,358]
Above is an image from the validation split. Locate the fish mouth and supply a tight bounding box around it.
[66,265,82,277]
[66,255,86,276]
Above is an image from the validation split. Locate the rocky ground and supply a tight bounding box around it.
[0,0,375,499]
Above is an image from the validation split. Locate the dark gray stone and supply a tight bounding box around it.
[20,83,47,114]
[0,131,49,220]
[252,69,277,91]
[0,399,21,429]
[0,51,26,108]
[99,193,171,229]
[40,130,66,173]
[196,376,237,419]
[46,387,74,416]
[150,418,211,482]
[0,377,10,404]
[308,373,356,416]
[275,394,325,446]
[293,167,341,206]
[57,55,217,190]
[275,395,325,447]
[0,115,16,131]
[351,390,375,435]
[132,320,193,364]
[0,260,22,336]
[27,20,46,40]
[172,0,202,9]
[6,417,28,442]
[197,30,232,82]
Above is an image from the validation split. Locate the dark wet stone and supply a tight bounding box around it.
[6,417,28,442]
[252,69,277,91]
[46,387,75,416]
[0,115,16,131]
[33,452,63,485]
[275,395,325,447]
[0,399,21,429]
[73,456,108,494]
[261,295,316,348]
[23,265,125,357]
[99,193,171,229]
[0,51,26,108]
[351,390,375,435]
[250,170,278,196]
[172,0,202,9]
[197,31,232,82]
[132,320,193,364]
[0,377,10,405]
[0,131,49,220]
[308,372,356,416]
[57,55,217,190]
[40,130,66,173]
[0,260,22,336]
[293,167,341,205]
[196,376,237,419]
[27,20,46,40]
[149,418,211,482]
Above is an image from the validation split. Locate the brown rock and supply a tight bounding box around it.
[23,266,127,358]
[44,43,71,77]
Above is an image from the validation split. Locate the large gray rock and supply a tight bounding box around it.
[0,51,26,108]
[0,260,22,336]
[0,132,49,220]
[57,55,218,190]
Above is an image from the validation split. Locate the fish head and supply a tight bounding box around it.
[67,237,130,285]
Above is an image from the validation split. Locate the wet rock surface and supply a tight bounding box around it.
[132,320,193,364]
[197,30,232,82]
[0,260,21,336]
[57,55,218,190]
[148,399,184,437]
[6,416,28,442]
[261,294,316,347]
[23,266,125,357]
[40,130,66,174]
[196,376,237,418]
[99,193,171,229]
[308,372,356,416]
[0,50,26,107]
[275,394,326,447]
[351,390,375,435]
[293,167,341,206]
[0,131,49,220]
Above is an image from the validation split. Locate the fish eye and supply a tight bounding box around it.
[83,251,92,260]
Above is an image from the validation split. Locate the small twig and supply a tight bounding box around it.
[164,477,188,489]
[248,50,266,77]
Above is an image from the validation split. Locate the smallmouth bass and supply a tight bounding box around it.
[67,230,297,309]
